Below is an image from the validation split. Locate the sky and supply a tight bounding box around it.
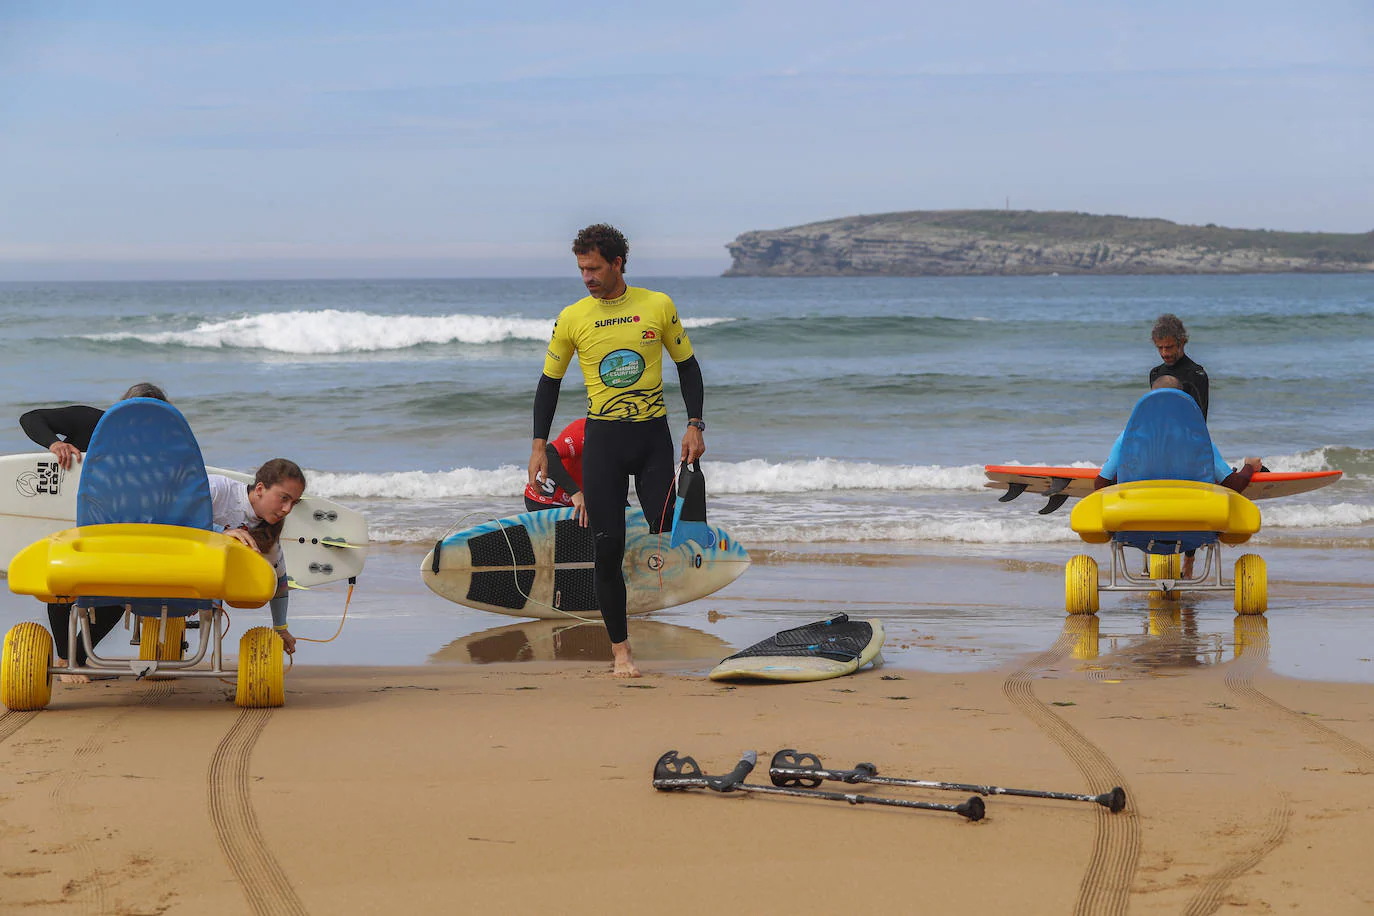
[0,0,1370,279]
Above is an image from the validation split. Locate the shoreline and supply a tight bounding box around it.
[5,536,1372,684]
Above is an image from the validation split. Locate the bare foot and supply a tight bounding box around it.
[610,641,641,678]
[54,658,90,685]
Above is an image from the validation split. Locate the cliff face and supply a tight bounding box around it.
[724,210,1374,277]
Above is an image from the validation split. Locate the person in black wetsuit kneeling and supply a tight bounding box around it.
[18,382,168,683]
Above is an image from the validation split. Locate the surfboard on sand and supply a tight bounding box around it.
[0,452,367,588]
[421,506,749,619]
[985,465,1342,514]
[708,615,885,683]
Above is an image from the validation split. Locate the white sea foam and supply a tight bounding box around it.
[703,458,987,494]
[364,513,1076,546]
[85,309,734,354]
[728,515,1078,545]
[1259,447,1343,473]
[1262,502,1374,528]
[306,459,989,501]
[310,466,525,499]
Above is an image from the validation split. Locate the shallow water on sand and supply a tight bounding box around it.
[8,538,1363,685]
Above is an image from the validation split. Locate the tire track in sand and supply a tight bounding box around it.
[208,707,308,916]
[1180,795,1291,916]
[49,682,173,915]
[1227,624,1374,772]
[0,709,39,746]
[1004,630,1140,916]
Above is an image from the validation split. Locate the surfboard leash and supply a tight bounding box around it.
[295,576,356,645]
[651,463,683,594]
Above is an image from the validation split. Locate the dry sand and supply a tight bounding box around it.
[2,613,1373,916]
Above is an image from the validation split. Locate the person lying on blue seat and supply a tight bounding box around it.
[1092,375,1262,578]
[209,459,306,654]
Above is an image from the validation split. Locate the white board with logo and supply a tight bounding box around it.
[0,453,367,588]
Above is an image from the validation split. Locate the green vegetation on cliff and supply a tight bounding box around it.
[724,210,1374,277]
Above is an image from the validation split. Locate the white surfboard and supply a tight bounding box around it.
[0,453,367,588]
[421,506,750,619]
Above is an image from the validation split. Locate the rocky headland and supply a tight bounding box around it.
[724,210,1374,276]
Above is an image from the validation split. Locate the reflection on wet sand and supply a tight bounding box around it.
[1234,614,1270,661]
[429,618,731,665]
[1059,598,1251,676]
[1065,615,1099,660]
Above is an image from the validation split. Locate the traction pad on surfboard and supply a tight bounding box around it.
[719,615,873,664]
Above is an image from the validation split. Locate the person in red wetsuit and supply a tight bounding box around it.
[523,418,588,526]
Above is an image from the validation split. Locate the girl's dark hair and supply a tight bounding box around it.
[572,223,629,269]
[123,382,168,401]
[249,459,306,554]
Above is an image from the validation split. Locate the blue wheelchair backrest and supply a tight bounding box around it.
[76,397,214,615]
[1114,389,1216,484]
[77,398,212,529]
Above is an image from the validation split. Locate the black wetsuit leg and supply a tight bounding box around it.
[582,418,677,644]
[48,603,124,667]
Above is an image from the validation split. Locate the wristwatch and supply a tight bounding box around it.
[686,419,706,432]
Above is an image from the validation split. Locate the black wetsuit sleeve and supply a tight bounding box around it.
[1193,369,1210,420]
[532,374,562,441]
[544,444,579,495]
[19,406,105,451]
[675,355,704,419]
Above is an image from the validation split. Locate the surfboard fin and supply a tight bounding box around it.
[998,482,1028,502]
[1039,494,1070,515]
[1045,476,1072,496]
[669,461,714,548]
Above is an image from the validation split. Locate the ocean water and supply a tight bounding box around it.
[1,274,1370,676]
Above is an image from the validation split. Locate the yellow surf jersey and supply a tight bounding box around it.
[542,286,695,421]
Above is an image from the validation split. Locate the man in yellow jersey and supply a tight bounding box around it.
[528,224,706,677]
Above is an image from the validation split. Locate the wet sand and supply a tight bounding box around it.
[3,541,1374,913]
[245,540,1374,682]
[1,615,1373,913]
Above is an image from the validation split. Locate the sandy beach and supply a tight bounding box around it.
[3,600,1373,915]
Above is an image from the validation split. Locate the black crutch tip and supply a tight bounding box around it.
[959,796,986,822]
[1102,787,1127,813]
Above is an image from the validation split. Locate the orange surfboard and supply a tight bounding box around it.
[985,465,1342,513]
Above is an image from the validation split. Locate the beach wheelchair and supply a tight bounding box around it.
[1063,389,1268,616]
[2,398,287,711]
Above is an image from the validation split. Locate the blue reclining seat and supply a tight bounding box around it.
[1111,388,1222,554]
[76,397,215,616]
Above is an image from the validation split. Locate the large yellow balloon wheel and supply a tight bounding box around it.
[1065,554,1099,615]
[236,627,285,708]
[1148,553,1181,600]
[1234,553,1268,615]
[2,622,54,711]
[138,616,187,661]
